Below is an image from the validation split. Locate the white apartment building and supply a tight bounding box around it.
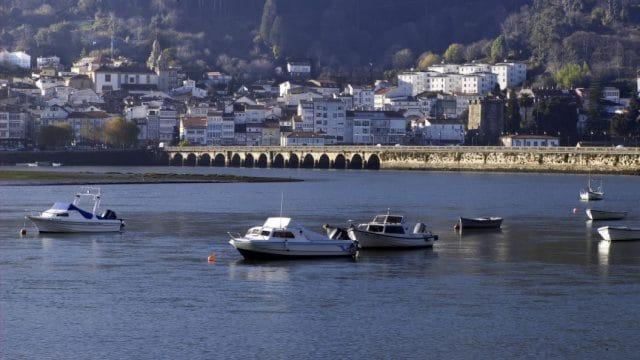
[91,65,159,93]
[36,56,61,70]
[206,111,235,145]
[0,108,29,148]
[460,72,498,95]
[412,119,465,144]
[459,63,492,75]
[491,62,527,90]
[344,84,375,110]
[0,50,31,68]
[299,98,347,144]
[286,61,311,78]
[428,64,461,74]
[281,132,325,146]
[347,111,407,145]
[180,117,207,145]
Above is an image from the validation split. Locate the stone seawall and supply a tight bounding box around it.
[380,149,640,174]
[0,150,161,166]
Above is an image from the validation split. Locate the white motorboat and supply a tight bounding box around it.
[586,209,627,221]
[345,213,438,249]
[457,217,503,229]
[228,217,359,260]
[580,177,604,201]
[26,187,124,233]
[597,226,640,241]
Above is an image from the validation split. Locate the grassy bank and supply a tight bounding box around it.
[0,170,301,186]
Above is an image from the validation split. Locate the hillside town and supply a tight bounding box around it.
[1,43,638,152]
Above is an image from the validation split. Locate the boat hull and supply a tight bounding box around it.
[347,228,436,248]
[586,209,627,221]
[598,226,640,241]
[459,217,503,229]
[27,216,123,233]
[580,191,603,201]
[229,239,357,259]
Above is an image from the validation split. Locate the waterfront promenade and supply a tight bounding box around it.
[164,145,640,174]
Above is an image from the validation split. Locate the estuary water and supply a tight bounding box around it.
[1,167,640,359]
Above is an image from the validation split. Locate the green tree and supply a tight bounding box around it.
[553,62,590,89]
[80,123,103,146]
[443,43,465,64]
[504,89,521,134]
[104,118,140,148]
[259,0,278,43]
[585,79,605,135]
[392,48,414,69]
[416,52,440,70]
[533,97,578,145]
[490,35,507,63]
[38,123,73,149]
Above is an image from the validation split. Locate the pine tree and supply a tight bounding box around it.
[259,0,278,44]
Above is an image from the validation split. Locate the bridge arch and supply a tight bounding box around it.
[213,153,226,167]
[301,154,314,169]
[333,154,346,169]
[185,153,197,166]
[287,153,299,168]
[272,153,285,168]
[230,153,242,167]
[244,153,255,168]
[257,153,268,168]
[198,153,211,167]
[366,154,381,170]
[171,153,183,166]
[350,154,363,169]
[317,154,330,169]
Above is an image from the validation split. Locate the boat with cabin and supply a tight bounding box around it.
[343,213,438,249]
[228,217,359,260]
[26,187,124,233]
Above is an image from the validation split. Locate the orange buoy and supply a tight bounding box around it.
[19,228,27,236]
[207,253,217,263]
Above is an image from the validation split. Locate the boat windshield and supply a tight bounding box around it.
[367,225,384,233]
[260,230,271,236]
[372,215,404,224]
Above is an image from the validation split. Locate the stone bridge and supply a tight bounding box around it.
[163,146,640,174]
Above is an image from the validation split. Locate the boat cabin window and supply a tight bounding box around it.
[272,231,295,239]
[56,213,69,217]
[260,230,271,236]
[373,216,386,223]
[384,225,405,234]
[367,225,384,233]
[247,228,261,235]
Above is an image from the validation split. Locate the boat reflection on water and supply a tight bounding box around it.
[598,240,611,268]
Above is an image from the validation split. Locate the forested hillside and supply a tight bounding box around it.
[1,0,640,85]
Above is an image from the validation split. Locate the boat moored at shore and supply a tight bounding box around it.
[344,213,438,249]
[597,226,640,241]
[228,217,359,260]
[26,187,124,233]
[457,217,503,229]
[586,209,627,221]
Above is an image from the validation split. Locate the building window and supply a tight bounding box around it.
[105,74,111,82]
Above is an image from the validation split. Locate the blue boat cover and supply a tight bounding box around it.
[51,202,93,219]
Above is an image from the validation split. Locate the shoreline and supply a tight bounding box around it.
[0,170,301,186]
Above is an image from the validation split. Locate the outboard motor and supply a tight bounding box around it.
[101,209,118,220]
[413,222,426,234]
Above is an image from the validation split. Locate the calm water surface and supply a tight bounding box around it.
[1,167,640,359]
